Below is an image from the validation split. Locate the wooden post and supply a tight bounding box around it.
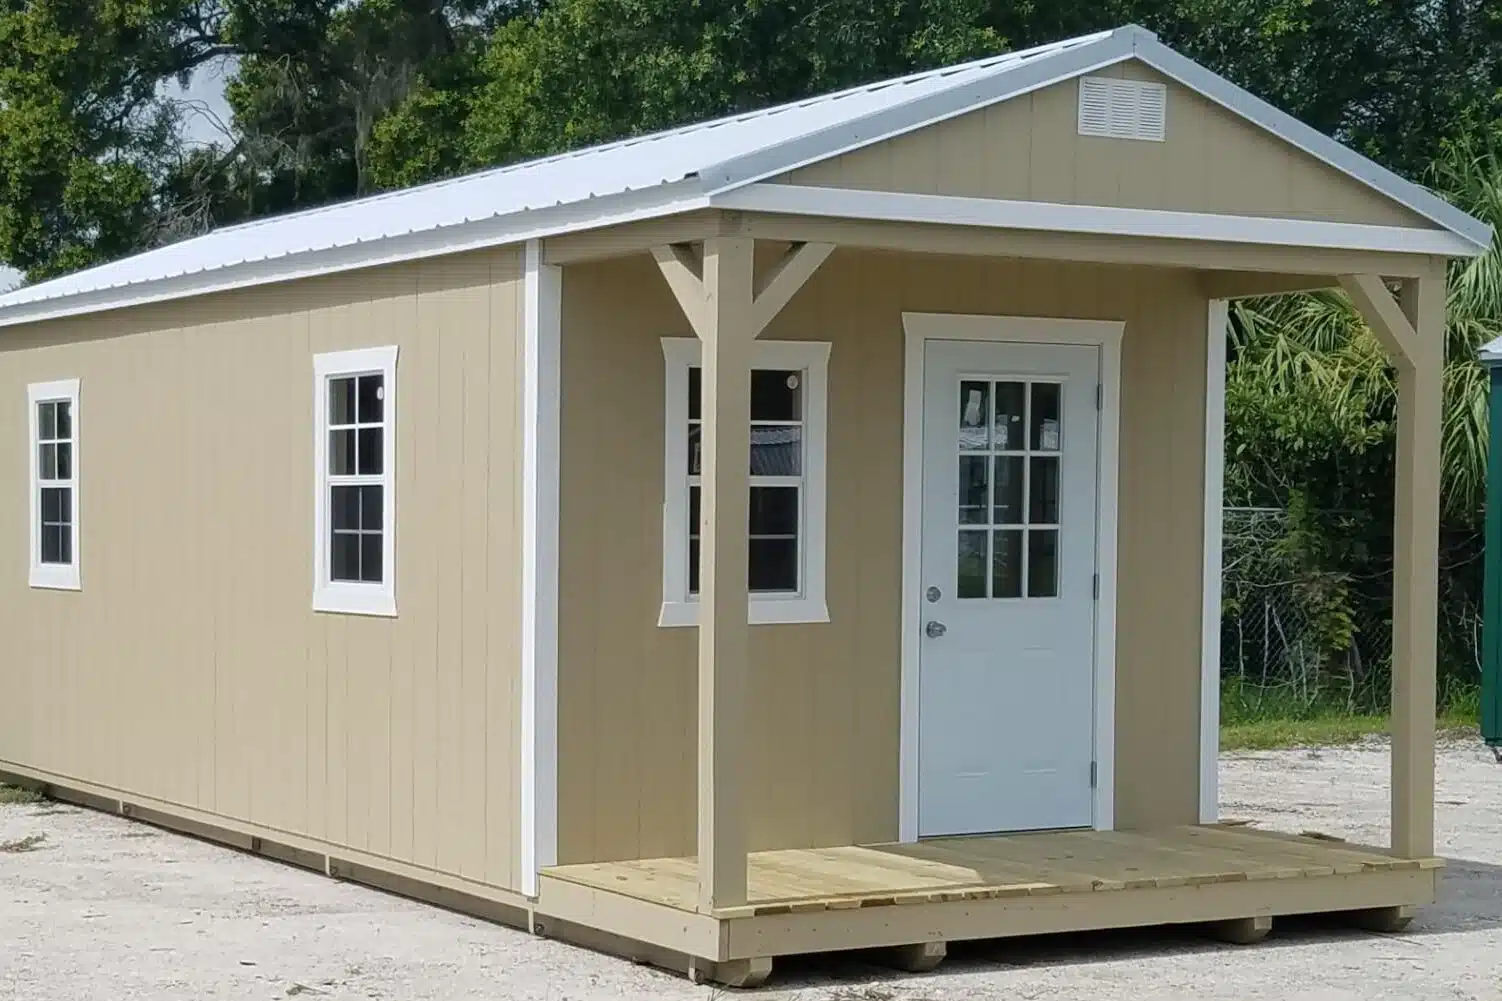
[1392,273,1443,859]
[1339,271,1445,860]
[696,236,755,911]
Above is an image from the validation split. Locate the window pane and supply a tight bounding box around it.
[55,442,71,480]
[957,530,988,598]
[58,523,72,565]
[38,402,55,441]
[993,529,1023,598]
[357,427,383,475]
[41,523,63,564]
[330,429,356,475]
[1031,383,1061,451]
[750,369,801,421]
[958,456,988,525]
[749,486,798,537]
[688,366,701,422]
[688,537,700,595]
[958,381,988,451]
[750,425,800,476]
[689,484,700,535]
[331,532,360,581]
[994,381,1026,451]
[41,486,65,523]
[360,484,383,532]
[360,532,383,583]
[55,401,71,440]
[357,374,384,424]
[332,486,360,531]
[329,377,356,426]
[687,423,700,475]
[1029,456,1060,525]
[39,443,56,480]
[748,537,797,592]
[993,456,1024,524]
[1028,529,1059,598]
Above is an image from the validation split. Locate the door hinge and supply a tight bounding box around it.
[1092,573,1099,600]
[1095,383,1103,410]
[1090,761,1098,788]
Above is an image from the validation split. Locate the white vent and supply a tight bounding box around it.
[1077,77,1167,142]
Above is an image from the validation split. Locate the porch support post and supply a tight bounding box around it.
[696,236,755,910]
[1339,270,1445,859]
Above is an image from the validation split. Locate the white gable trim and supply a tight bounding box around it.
[711,183,1481,258]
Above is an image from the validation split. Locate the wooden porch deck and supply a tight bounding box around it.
[536,824,1442,985]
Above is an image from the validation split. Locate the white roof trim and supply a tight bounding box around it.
[713,183,1483,257]
[0,23,1487,330]
[0,183,708,329]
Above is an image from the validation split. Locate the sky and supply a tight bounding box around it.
[0,60,235,293]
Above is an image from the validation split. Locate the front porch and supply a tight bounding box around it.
[536,824,1441,984]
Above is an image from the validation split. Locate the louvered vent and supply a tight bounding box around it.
[1077,77,1167,142]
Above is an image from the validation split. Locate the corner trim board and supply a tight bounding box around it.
[1201,300,1228,822]
[898,313,1124,841]
[520,239,562,897]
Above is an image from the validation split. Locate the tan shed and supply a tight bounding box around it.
[0,24,1486,986]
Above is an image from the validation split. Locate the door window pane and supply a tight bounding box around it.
[749,486,798,537]
[958,456,988,525]
[993,456,1024,524]
[958,381,989,451]
[1029,456,1060,525]
[1030,382,1061,451]
[750,369,801,421]
[749,537,797,592]
[1028,529,1059,598]
[329,377,356,425]
[750,425,801,475]
[957,530,988,598]
[357,374,384,423]
[38,402,56,440]
[993,381,1025,451]
[55,401,71,439]
[993,529,1023,598]
[39,443,56,480]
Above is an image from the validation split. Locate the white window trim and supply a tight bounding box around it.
[27,378,81,590]
[659,337,830,627]
[312,346,398,617]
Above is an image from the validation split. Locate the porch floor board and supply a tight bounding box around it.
[542,824,1440,920]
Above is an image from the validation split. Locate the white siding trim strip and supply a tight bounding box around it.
[711,184,1481,258]
[1200,300,1229,823]
[520,239,562,898]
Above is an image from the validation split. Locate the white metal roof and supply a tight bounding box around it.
[0,24,1489,328]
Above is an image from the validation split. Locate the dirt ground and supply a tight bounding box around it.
[2,742,1500,1001]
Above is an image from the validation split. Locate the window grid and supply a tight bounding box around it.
[686,370,806,597]
[957,378,1063,600]
[36,399,74,566]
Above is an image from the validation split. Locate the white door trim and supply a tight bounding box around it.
[899,312,1124,842]
[1200,300,1229,823]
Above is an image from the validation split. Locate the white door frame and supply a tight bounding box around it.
[899,312,1125,842]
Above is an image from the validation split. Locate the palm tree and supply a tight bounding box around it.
[1227,141,1502,521]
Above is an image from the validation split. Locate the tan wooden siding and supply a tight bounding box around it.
[556,248,1208,865]
[780,62,1431,230]
[0,250,526,891]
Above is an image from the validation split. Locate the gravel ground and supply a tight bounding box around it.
[2,741,1500,1001]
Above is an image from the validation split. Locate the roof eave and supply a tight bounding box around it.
[0,181,711,330]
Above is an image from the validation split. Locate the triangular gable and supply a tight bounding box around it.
[776,60,1435,232]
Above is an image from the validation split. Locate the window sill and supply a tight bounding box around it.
[29,565,80,591]
[314,582,396,617]
[658,598,830,628]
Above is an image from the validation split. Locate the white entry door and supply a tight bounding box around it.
[917,338,1100,837]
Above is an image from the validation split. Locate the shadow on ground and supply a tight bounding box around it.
[762,857,1502,995]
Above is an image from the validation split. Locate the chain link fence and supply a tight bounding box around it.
[1220,507,1483,715]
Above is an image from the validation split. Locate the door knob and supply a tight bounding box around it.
[925,620,947,638]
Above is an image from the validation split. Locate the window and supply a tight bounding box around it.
[28,379,81,590]
[660,338,830,627]
[313,346,397,616]
[955,378,1062,600]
